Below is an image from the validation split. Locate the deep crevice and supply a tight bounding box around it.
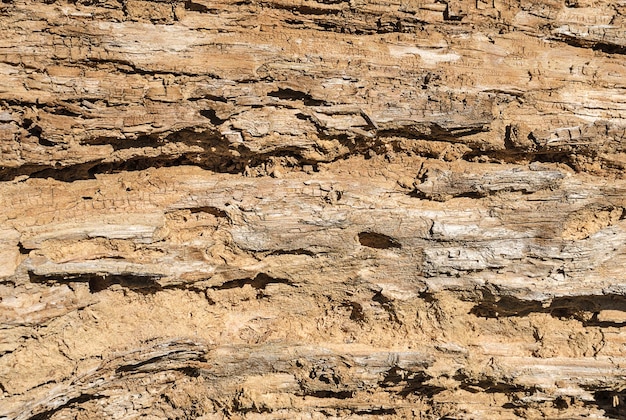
[28,271,163,294]
[303,390,354,399]
[22,118,50,146]
[114,349,205,374]
[213,273,291,290]
[1,129,311,182]
[184,206,229,219]
[83,57,222,78]
[342,300,365,322]
[199,109,226,125]
[28,394,105,420]
[372,291,402,324]
[1,118,601,183]
[553,35,626,56]
[443,5,464,21]
[587,389,626,419]
[184,0,215,13]
[375,120,490,145]
[80,134,163,150]
[429,123,488,140]
[268,88,327,106]
[470,290,626,327]
[267,248,316,257]
[115,354,174,373]
[178,366,202,377]
[358,232,401,249]
[380,366,442,397]
[46,105,82,117]
[18,242,33,255]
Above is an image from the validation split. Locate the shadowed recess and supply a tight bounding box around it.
[380,366,444,397]
[587,389,626,419]
[28,271,163,293]
[471,290,626,327]
[213,273,292,290]
[28,395,105,420]
[267,88,327,106]
[358,232,401,249]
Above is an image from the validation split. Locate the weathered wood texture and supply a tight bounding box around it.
[1,0,626,418]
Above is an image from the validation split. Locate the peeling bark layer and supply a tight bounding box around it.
[1,0,626,418]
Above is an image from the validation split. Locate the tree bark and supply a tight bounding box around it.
[1,0,626,418]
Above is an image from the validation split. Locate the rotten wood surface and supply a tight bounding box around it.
[1,0,626,418]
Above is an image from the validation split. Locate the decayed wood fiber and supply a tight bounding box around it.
[1,0,626,418]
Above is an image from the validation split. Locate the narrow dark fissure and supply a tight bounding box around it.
[213,273,292,290]
[27,394,105,420]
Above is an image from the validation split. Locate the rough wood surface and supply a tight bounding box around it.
[1,0,626,418]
